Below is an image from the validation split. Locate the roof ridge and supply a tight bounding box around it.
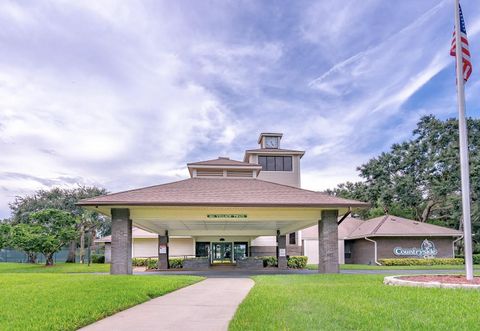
[345,217,365,237]
[371,214,390,235]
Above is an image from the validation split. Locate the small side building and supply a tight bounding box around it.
[303,215,462,265]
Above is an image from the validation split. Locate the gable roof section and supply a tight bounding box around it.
[345,215,462,239]
[78,178,368,208]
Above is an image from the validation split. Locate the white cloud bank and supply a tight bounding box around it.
[0,0,479,217]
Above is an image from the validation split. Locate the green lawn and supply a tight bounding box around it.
[0,272,201,330]
[0,262,110,273]
[306,263,480,270]
[230,274,480,330]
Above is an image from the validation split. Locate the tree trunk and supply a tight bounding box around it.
[65,240,77,263]
[45,253,54,266]
[27,252,37,264]
[79,224,85,264]
[420,200,436,222]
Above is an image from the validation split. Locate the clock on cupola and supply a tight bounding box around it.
[259,133,282,149]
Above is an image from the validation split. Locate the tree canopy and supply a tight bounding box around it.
[9,186,110,235]
[331,115,480,251]
[11,209,77,265]
[7,186,109,263]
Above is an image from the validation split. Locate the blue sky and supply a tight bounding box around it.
[0,0,479,219]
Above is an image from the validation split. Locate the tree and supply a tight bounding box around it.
[11,209,78,266]
[10,224,42,263]
[0,223,12,250]
[332,115,480,250]
[9,186,109,263]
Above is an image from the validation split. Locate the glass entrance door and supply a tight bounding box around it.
[211,242,233,263]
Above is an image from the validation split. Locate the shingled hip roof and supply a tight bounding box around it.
[344,215,463,239]
[77,178,369,208]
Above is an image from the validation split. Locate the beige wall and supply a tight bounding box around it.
[248,154,301,188]
[105,243,111,263]
[303,239,346,265]
[170,238,195,257]
[132,238,158,258]
[130,237,195,258]
[303,239,318,264]
[251,236,276,246]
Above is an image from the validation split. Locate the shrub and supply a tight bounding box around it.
[287,256,308,269]
[261,256,277,267]
[456,254,480,264]
[379,258,464,266]
[169,258,183,269]
[132,258,148,267]
[146,258,158,270]
[91,254,105,264]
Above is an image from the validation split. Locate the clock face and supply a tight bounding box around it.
[265,137,278,148]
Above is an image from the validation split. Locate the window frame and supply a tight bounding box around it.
[258,155,293,172]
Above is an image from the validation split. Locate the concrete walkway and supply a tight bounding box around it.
[80,278,254,331]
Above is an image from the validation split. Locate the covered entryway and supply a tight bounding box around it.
[78,177,367,274]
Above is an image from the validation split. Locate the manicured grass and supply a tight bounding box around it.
[0,262,110,273]
[306,263,480,270]
[0,273,201,331]
[230,274,480,330]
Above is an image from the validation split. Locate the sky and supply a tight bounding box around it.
[1,0,479,219]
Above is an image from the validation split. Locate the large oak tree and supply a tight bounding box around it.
[331,115,480,251]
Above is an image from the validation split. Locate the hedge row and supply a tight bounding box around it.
[261,256,308,269]
[131,256,309,269]
[456,254,480,264]
[132,257,184,269]
[378,258,464,266]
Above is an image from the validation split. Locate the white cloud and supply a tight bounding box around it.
[1,0,479,219]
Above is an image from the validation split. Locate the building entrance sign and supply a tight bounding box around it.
[207,214,247,219]
[393,239,438,258]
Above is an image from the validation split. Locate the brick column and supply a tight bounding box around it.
[277,230,288,269]
[110,208,132,275]
[318,210,339,273]
[158,231,169,270]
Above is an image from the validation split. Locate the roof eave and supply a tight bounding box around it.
[345,233,463,240]
[76,201,370,208]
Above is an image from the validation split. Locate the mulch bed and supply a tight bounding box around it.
[399,275,480,285]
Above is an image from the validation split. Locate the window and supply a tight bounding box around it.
[258,156,293,171]
[289,232,296,245]
[195,242,210,257]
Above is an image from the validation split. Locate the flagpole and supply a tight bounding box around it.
[454,0,473,281]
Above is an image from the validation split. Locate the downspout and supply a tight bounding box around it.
[364,237,381,265]
[452,236,464,258]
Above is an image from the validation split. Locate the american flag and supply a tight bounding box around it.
[450,4,472,82]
